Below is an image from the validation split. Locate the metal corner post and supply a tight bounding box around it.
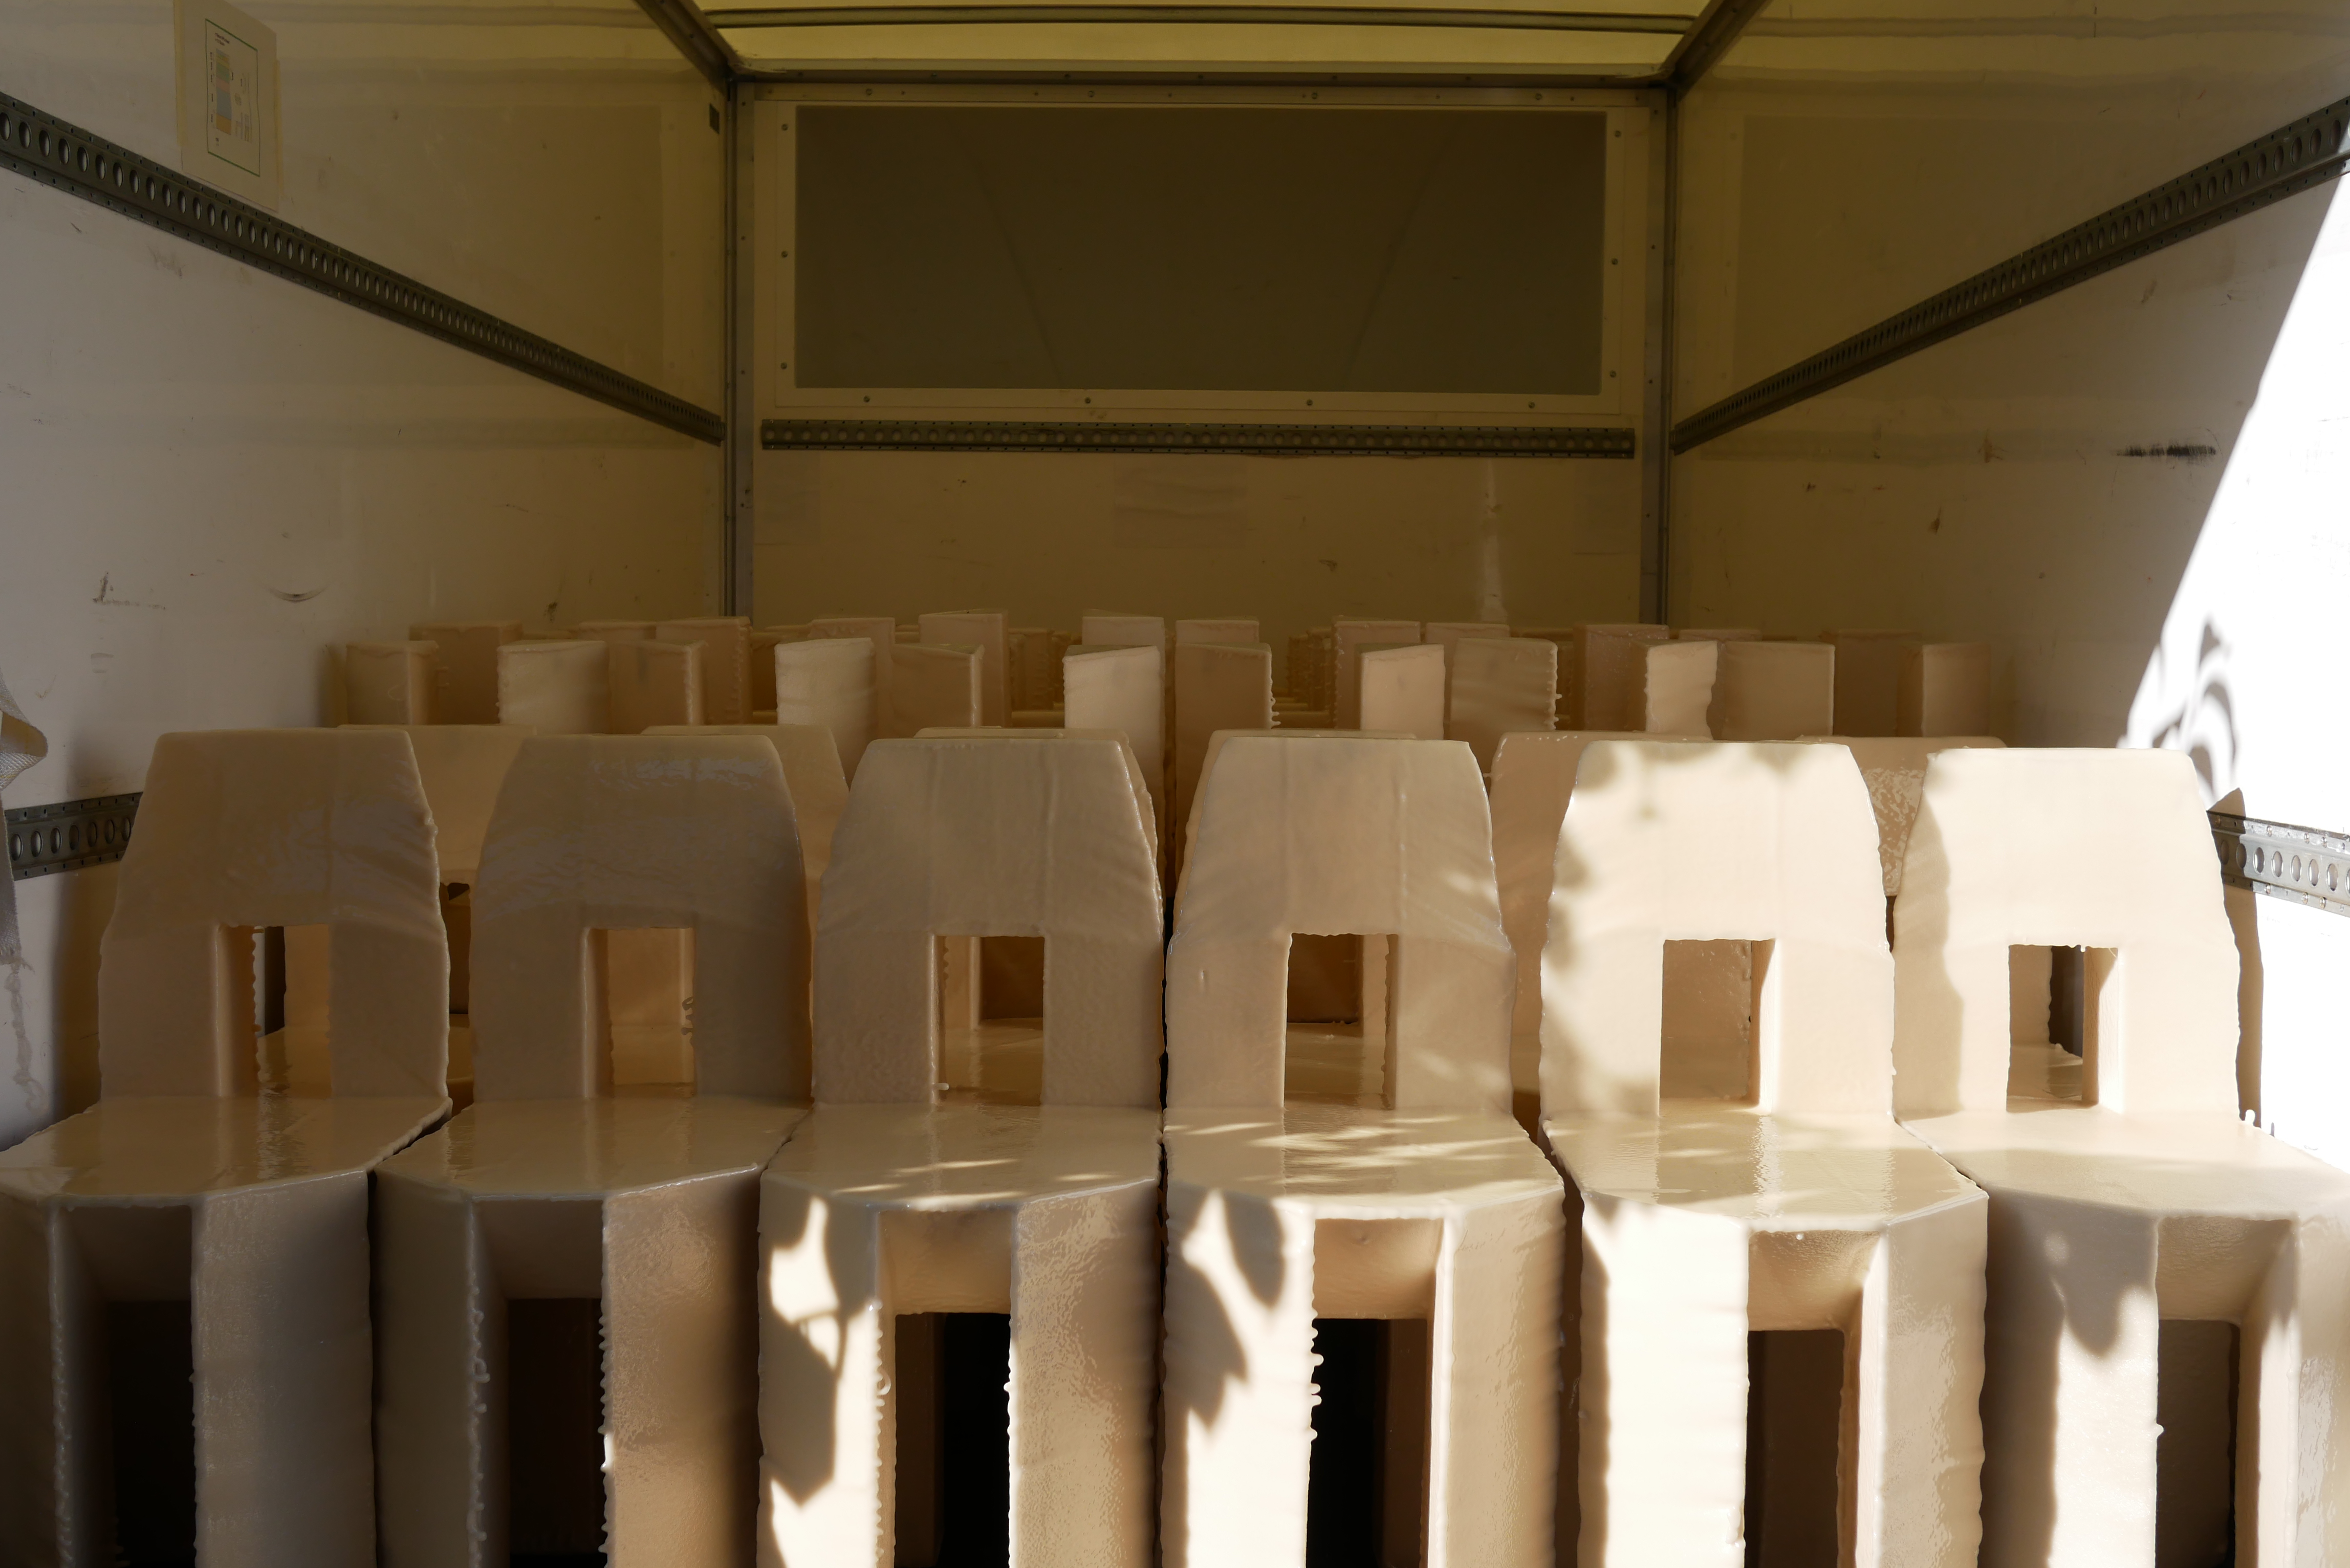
[727,81,759,621]
[1638,85,1676,625]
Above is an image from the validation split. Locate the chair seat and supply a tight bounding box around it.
[757,1103,1164,1568]
[1166,1104,1560,1212]
[766,1101,1161,1203]
[377,1095,805,1198]
[1547,1107,1988,1568]
[0,1095,446,1198]
[1546,1106,1982,1230]
[1907,1106,2350,1218]
[0,1095,448,1568]
[1161,1106,1563,1568]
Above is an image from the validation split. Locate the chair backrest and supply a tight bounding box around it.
[1892,747,2239,1117]
[1446,637,1557,770]
[345,724,532,883]
[470,735,809,1101]
[1490,731,1702,1038]
[1166,734,1512,1113]
[889,644,982,736]
[1174,728,1412,878]
[1063,644,1164,831]
[912,728,1159,867]
[99,729,447,1098]
[1798,735,2004,897]
[645,723,848,925]
[1541,741,1891,1118]
[813,735,1163,1106]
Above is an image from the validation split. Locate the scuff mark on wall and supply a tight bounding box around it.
[2118,443,2220,461]
[92,574,164,610]
[7,961,37,1123]
[1113,458,1250,550]
[0,664,48,1121]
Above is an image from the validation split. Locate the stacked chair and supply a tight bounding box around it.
[373,734,811,1567]
[0,729,449,1566]
[1488,728,1700,1128]
[343,721,533,1104]
[1541,739,1989,1567]
[1894,747,2350,1564]
[1162,733,1564,1568]
[8,603,2332,1568]
[758,732,1165,1568]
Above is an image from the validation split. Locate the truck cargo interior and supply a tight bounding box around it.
[5,0,2349,1563]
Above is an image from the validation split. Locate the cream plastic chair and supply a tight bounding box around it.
[1330,618,1419,729]
[646,722,850,928]
[758,733,1164,1568]
[346,723,534,1106]
[1489,730,1701,1130]
[373,734,810,1568]
[918,611,1010,725]
[1445,636,1557,770]
[1801,735,2005,909]
[1894,747,2350,1567]
[0,728,450,1568]
[1171,639,1273,876]
[1542,739,1987,1568]
[1162,734,1563,1568]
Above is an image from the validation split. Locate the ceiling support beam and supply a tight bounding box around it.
[1650,0,1769,88]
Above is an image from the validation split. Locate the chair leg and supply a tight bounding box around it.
[756,1184,885,1568]
[1430,1193,1560,1568]
[1162,1183,1316,1568]
[374,1177,496,1568]
[1979,1194,2158,1568]
[1576,1194,1748,1568]
[607,1173,759,1567]
[1009,1184,1160,1568]
[2244,1216,2350,1564]
[194,1176,376,1568]
[1852,1199,1986,1568]
[0,1194,82,1568]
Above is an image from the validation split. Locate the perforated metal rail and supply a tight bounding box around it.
[8,785,2334,915]
[7,795,141,881]
[0,92,726,446]
[762,418,1636,457]
[1670,92,2350,451]
[2211,811,2350,918]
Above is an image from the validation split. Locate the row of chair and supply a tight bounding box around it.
[350,613,1993,795]
[2,717,2338,1567]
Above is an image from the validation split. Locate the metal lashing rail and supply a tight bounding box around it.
[3,791,2337,911]
[0,93,726,446]
[7,795,141,881]
[2211,811,2350,918]
[761,418,1636,458]
[1670,92,2350,452]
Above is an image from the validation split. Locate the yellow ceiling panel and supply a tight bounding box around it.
[717,14,1681,71]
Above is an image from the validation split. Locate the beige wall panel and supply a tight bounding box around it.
[754,449,1640,684]
[0,114,719,1147]
[0,0,725,407]
[1667,16,2350,1171]
[1676,31,2350,419]
[1670,139,2334,747]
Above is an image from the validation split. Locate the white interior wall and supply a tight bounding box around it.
[6,0,727,407]
[746,90,1656,662]
[0,0,727,1142]
[753,450,1641,652]
[1669,4,2350,1162]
